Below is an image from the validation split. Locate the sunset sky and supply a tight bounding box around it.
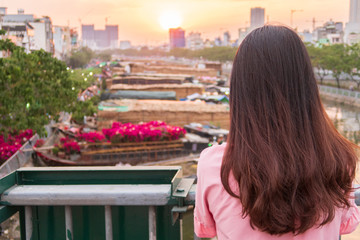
[3,0,352,45]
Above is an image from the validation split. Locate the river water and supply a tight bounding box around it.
[322,98,360,144]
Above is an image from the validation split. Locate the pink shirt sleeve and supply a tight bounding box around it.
[340,193,360,235]
[194,148,217,238]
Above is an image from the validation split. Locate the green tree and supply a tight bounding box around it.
[67,47,94,69]
[70,96,99,123]
[322,44,347,88]
[344,43,360,88]
[0,33,97,135]
[195,47,237,62]
[306,43,329,84]
[114,46,237,62]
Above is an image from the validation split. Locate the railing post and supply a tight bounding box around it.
[105,205,113,240]
[25,206,32,240]
[65,206,73,240]
[149,206,156,240]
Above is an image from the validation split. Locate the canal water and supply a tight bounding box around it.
[322,98,360,144]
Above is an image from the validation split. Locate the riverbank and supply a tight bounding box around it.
[319,85,360,109]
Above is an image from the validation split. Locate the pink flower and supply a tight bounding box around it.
[0,129,34,162]
[77,132,105,143]
[35,139,45,148]
[63,141,80,154]
[102,121,186,143]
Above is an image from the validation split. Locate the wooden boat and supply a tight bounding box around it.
[34,140,187,166]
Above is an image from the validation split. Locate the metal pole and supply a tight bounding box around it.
[25,206,33,240]
[105,205,113,240]
[65,206,73,240]
[148,206,156,240]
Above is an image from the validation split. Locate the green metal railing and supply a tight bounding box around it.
[0,167,196,240]
[0,167,358,240]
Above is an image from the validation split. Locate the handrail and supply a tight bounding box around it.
[0,168,358,240]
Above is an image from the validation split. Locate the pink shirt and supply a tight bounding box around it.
[194,144,360,240]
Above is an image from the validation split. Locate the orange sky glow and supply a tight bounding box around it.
[4,0,351,45]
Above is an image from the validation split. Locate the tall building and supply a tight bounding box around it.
[238,28,248,45]
[169,28,185,48]
[120,40,132,50]
[345,0,360,43]
[223,31,231,46]
[313,20,344,45]
[81,24,118,50]
[2,9,54,54]
[186,32,203,50]
[349,0,360,22]
[106,25,119,49]
[250,7,265,31]
[214,37,222,46]
[53,26,77,60]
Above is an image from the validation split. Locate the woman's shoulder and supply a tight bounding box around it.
[197,143,227,175]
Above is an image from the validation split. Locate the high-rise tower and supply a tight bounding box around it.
[349,0,360,23]
[250,7,265,30]
[345,0,360,44]
[169,28,185,48]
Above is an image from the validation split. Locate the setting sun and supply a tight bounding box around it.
[159,11,182,30]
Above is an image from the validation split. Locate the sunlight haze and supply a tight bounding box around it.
[3,0,350,45]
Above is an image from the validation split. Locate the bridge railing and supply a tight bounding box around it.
[0,167,196,240]
[0,167,358,240]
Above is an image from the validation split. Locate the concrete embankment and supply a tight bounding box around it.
[318,85,360,108]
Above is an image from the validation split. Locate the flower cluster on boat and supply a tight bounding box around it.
[102,121,186,143]
[0,129,34,162]
[48,121,186,158]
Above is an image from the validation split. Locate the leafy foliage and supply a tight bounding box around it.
[0,40,77,135]
[96,52,112,62]
[0,33,99,135]
[66,47,94,69]
[306,43,360,88]
[113,46,237,62]
[343,43,360,88]
[70,96,99,123]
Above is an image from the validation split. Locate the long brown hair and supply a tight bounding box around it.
[221,25,358,235]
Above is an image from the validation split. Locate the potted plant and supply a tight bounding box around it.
[63,141,81,161]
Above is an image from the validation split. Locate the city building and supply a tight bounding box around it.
[250,7,265,31]
[53,26,78,60]
[1,8,54,54]
[186,32,203,50]
[106,25,119,49]
[313,20,343,44]
[120,40,132,50]
[347,32,360,44]
[203,39,213,48]
[3,8,34,23]
[1,20,34,53]
[236,8,265,44]
[223,31,230,46]
[238,28,248,45]
[70,28,78,48]
[31,17,54,53]
[298,30,313,43]
[345,0,360,43]
[169,27,185,48]
[214,37,222,46]
[81,24,119,50]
